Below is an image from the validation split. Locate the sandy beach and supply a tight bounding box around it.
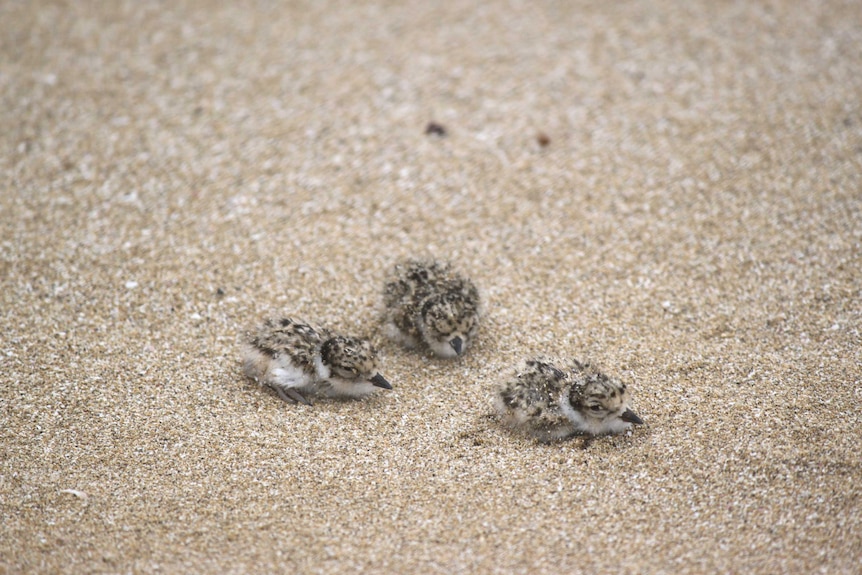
[2,1,861,572]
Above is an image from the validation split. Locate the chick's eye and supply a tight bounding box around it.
[589,405,603,412]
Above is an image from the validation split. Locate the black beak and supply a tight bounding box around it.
[369,373,392,390]
[450,336,463,356]
[621,408,644,425]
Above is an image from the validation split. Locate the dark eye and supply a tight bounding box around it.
[340,367,359,378]
[589,405,603,412]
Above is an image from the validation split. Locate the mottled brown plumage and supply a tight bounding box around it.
[382,259,481,358]
[243,317,391,405]
[249,317,321,375]
[495,358,643,442]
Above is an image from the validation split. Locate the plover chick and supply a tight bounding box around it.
[243,317,391,405]
[494,358,643,443]
[382,259,481,358]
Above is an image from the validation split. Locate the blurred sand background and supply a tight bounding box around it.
[2,0,861,572]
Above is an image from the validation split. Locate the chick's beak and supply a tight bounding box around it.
[621,408,644,425]
[450,336,463,356]
[370,373,392,390]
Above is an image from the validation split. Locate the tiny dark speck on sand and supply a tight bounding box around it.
[425,122,447,136]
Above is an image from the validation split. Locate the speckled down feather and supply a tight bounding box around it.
[243,317,391,405]
[495,358,643,442]
[382,259,481,358]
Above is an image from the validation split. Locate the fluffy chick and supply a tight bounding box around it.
[495,358,643,443]
[243,317,391,405]
[382,259,481,358]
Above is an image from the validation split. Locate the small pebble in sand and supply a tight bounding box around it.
[425,122,447,136]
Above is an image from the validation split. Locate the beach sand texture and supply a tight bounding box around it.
[2,1,861,572]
